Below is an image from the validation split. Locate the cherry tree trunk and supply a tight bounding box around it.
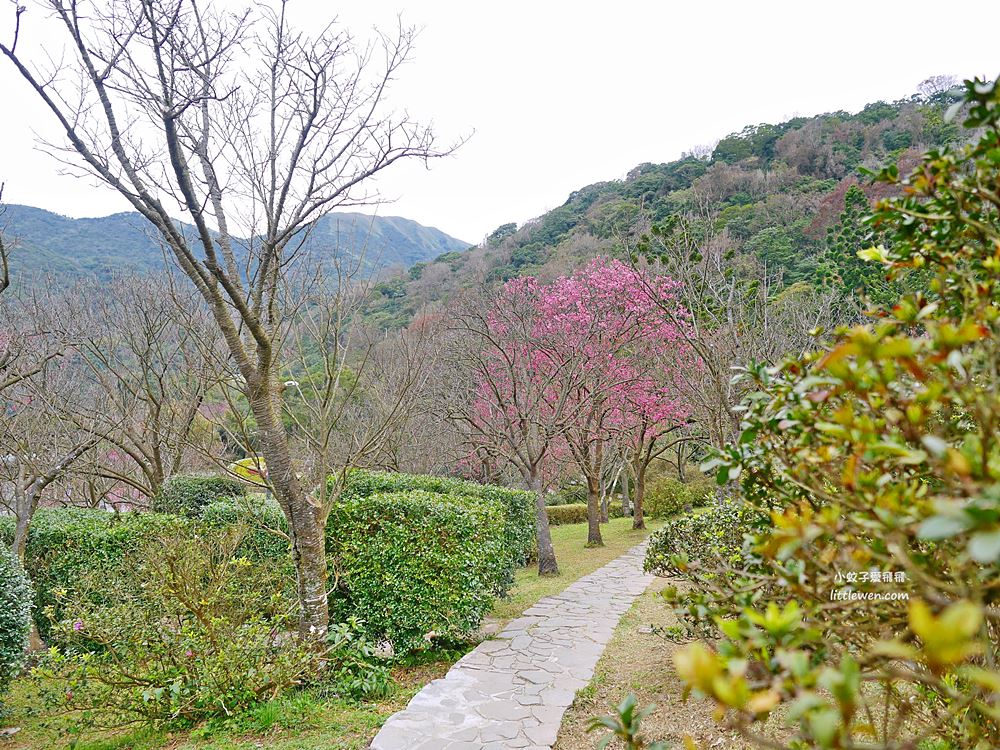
[621,473,631,517]
[599,472,609,523]
[633,469,647,530]
[586,476,603,546]
[530,474,559,576]
[248,385,329,638]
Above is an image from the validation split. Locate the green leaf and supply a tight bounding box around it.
[716,465,730,485]
[968,529,1000,563]
[918,515,967,540]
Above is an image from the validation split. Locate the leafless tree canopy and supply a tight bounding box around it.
[1,0,457,637]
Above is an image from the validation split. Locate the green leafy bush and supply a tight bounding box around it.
[152,473,246,516]
[644,501,766,578]
[643,477,691,518]
[328,490,507,654]
[340,469,535,568]
[33,525,321,726]
[0,508,180,639]
[545,502,589,525]
[643,476,717,520]
[658,77,1000,750]
[0,548,33,701]
[11,470,522,660]
[322,619,393,700]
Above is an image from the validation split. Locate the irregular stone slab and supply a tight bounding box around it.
[370,541,654,749]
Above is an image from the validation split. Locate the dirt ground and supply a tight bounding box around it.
[554,578,756,750]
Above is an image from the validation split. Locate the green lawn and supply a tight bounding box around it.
[3,517,658,750]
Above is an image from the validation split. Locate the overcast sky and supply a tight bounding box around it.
[1,0,998,243]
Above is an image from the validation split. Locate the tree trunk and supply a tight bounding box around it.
[530,474,559,576]
[599,472,609,523]
[248,384,330,638]
[12,498,33,564]
[12,464,35,564]
[621,472,631,517]
[677,442,686,482]
[633,468,646,530]
[586,475,603,546]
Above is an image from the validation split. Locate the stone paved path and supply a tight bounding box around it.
[370,541,654,750]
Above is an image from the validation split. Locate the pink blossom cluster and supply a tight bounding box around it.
[470,257,697,476]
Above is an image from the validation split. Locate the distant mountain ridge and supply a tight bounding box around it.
[0,205,471,281]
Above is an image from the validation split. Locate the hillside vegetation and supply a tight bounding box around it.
[367,84,962,328]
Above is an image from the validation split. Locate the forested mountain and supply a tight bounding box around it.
[0,205,470,281]
[367,82,963,328]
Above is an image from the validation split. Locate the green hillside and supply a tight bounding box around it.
[366,85,963,328]
[0,206,470,282]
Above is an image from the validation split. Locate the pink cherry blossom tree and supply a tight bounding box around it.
[538,259,695,545]
[450,277,591,575]
[453,257,695,556]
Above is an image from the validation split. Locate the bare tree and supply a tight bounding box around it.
[0,338,99,561]
[2,0,456,637]
[276,258,437,502]
[632,212,847,452]
[0,183,10,296]
[66,273,221,500]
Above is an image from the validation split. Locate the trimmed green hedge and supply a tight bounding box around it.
[545,503,588,525]
[152,473,246,516]
[328,490,506,653]
[7,470,531,656]
[545,502,624,526]
[0,547,33,696]
[0,508,181,639]
[339,470,536,568]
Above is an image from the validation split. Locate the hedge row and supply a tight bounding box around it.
[151,473,246,515]
[338,469,536,567]
[327,491,506,653]
[3,469,533,655]
[0,508,181,638]
[545,502,625,526]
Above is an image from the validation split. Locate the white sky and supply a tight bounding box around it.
[2,0,998,244]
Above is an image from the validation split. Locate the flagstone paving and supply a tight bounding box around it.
[370,541,654,750]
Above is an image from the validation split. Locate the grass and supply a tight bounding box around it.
[2,517,655,750]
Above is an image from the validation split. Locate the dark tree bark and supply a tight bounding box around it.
[530,473,559,576]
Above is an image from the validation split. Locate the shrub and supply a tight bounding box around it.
[199,496,292,565]
[684,477,717,506]
[643,476,717,520]
[152,473,246,516]
[0,548,33,700]
[33,525,320,725]
[545,503,589,525]
[340,469,535,569]
[659,78,1000,750]
[643,477,691,518]
[1,508,180,639]
[644,501,767,578]
[12,471,520,660]
[328,490,507,654]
